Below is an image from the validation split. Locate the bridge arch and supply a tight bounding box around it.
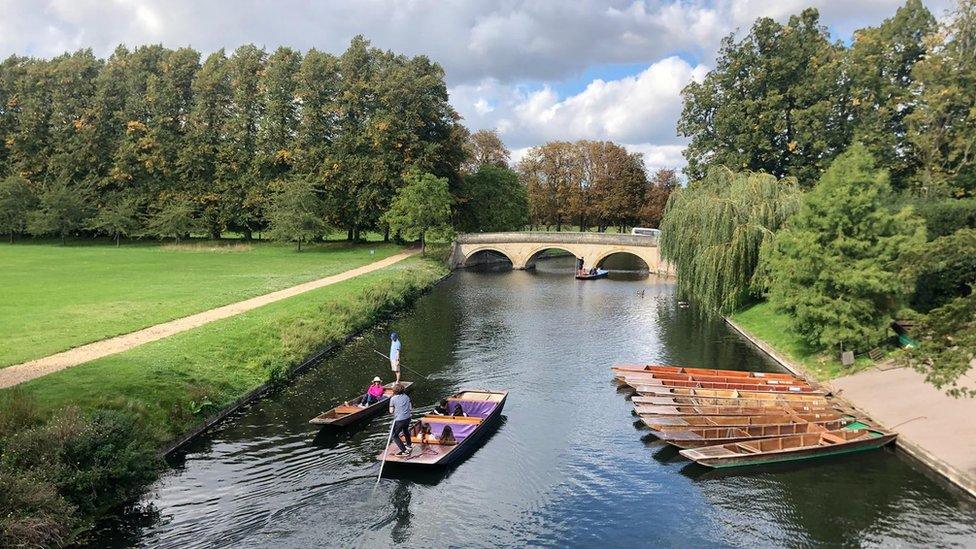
[461,247,515,268]
[523,245,579,270]
[594,250,651,272]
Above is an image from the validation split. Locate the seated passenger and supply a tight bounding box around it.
[360,377,385,407]
[440,424,456,444]
[452,403,467,417]
[432,399,450,415]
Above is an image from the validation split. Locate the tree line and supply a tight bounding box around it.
[0,37,478,244]
[517,140,676,232]
[665,0,976,395]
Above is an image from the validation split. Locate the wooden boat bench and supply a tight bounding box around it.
[421,415,484,424]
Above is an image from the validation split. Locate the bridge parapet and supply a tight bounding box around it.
[455,231,659,247]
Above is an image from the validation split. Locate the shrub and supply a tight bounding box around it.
[915,197,976,240]
[0,470,76,549]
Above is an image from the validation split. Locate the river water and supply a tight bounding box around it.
[93,256,976,548]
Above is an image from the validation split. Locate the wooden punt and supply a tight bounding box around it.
[309,381,414,427]
[651,419,856,449]
[633,386,829,401]
[678,423,897,468]
[631,395,831,408]
[633,402,842,417]
[613,364,800,382]
[377,389,507,467]
[630,379,826,394]
[620,371,813,387]
[576,269,609,280]
[640,412,849,432]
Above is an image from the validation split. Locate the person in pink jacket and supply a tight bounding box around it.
[360,377,386,407]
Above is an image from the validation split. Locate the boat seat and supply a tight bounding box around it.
[820,432,846,444]
[738,442,763,453]
[422,415,483,424]
[410,435,457,446]
[335,405,361,415]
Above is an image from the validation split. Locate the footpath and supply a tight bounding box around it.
[726,317,976,498]
[0,249,418,389]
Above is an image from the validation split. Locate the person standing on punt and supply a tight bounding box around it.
[389,383,413,456]
[389,332,402,383]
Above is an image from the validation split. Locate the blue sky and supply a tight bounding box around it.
[0,0,957,171]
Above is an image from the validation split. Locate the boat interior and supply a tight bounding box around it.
[409,391,503,446]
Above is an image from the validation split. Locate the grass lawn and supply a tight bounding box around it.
[8,255,447,444]
[0,239,402,367]
[731,301,875,380]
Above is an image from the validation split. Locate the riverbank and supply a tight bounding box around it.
[726,313,976,499]
[0,253,448,546]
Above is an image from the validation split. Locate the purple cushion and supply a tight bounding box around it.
[421,421,478,440]
[447,399,497,418]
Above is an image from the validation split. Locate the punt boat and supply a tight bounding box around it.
[650,419,856,449]
[640,412,850,432]
[633,402,842,417]
[309,381,414,427]
[620,371,813,387]
[629,379,826,394]
[377,389,507,467]
[631,395,831,408]
[575,268,609,280]
[678,423,897,468]
[632,386,829,401]
[613,364,800,382]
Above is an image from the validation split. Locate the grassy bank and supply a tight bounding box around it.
[0,254,446,545]
[731,301,874,380]
[0,240,401,367]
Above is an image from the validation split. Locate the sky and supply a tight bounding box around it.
[0,0,957,172]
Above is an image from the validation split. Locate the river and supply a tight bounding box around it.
[91,256,976,548]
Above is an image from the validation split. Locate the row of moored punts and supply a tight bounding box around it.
[612,364,897,468]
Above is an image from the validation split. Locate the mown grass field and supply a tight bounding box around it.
[9,255,447,444]
[732,301,874,380]
[0,240,402,367]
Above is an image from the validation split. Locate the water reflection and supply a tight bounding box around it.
[87,256,976,548]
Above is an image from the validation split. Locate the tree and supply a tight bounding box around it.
[455,164,528,232]
[463,129,510,173]
[0,175,37,242]
[639,169,679,228]
[87,196,142,246]
[518,141,577,230]
[266,178,327,251]
[847,0,935,190]
[761,144,926,351]
[583,140,648,231]
[660,166,800,314]
[27,181,92,244]
[381,171,452,253]
[678,8,851,186]
[145,199,197,243]
[907,0,976,197]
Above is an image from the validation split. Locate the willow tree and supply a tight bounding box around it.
[660,166,800,314]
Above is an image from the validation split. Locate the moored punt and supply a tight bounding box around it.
[309,381,414,427]
[633,403,843,417]
[377,389,507,467]
[630,379,826,394]
[620,371,813,387]
[650,419,856,449]
[631,395,831,408]
[613,364,800,382]
[678,423,897,468]
[640,412,849,432]
[633,386,829,401]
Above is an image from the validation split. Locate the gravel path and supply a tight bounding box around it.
[0,249,418,389]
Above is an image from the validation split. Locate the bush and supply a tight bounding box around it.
[0,470,76,549]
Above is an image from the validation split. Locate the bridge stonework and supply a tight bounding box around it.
[449,232,673,275]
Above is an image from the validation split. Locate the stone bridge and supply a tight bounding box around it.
[449,232,671,274]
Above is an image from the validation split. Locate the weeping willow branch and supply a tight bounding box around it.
[660,166,800,315]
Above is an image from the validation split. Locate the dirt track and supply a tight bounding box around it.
[0,250,417,389]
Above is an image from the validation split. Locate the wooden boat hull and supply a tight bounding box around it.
[631,395,831,408]
[679,425,897,468]
[377,389,508,468]
[630,379,826,394]
[613,364,799,381]
[634,403,841,416]
[649,419,856,448]
[620,371,812,387]
[633,386,828,401]
[309,381,414,428]
[576,269,609,280]
[640,412,849,432]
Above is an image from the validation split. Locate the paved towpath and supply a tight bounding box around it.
[832,364,976,496]
[0,249,418,389]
